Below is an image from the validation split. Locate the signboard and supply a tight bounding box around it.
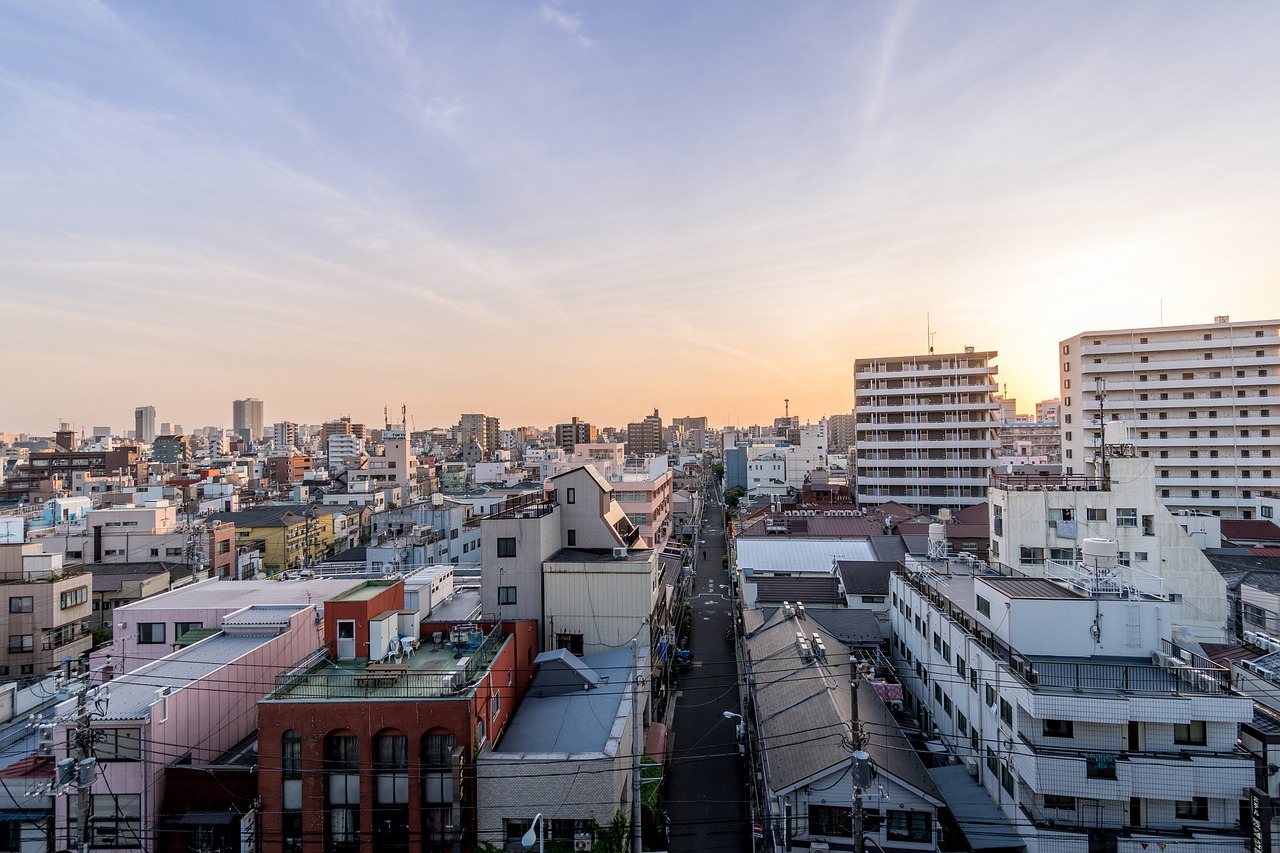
[1250,787,1273,853]
[753,823,764,840]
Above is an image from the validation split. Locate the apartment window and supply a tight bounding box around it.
[1000,698,1013,726]
[566,529,577,547]
[976,596,991,618]
[60,587,88,609]
[565,487,576,504]
[809,805,852,838]
[1116,508,1137,528]
[6,636,31,654]
[1064,362,1070,372]
[496,537,517,558]
[137,623,165,644]
[1159,374,1168,381]
[1044,719,1074,738]
[1086,508,1107,522]
[174,622,203,641]
[1020,547,1044,565]
[886,811,932,844]
[1045,795,1077,810]
[90,794,142,848]
[326,734,361,853]
[1175,798,1209,821]
[1140,356,1149,364]
[1140,337,1149,344]
[556,632,584,655]
[1063,379,1071,389]
[1175,720,1207,745]
[1086,755,1117,779]
[957,658,967,678]
[8,597,32,614]
[985,684,996,706]
[1063,345,1070,355]
[498,586,517,605]
[96,727,142,761]
[1204,353,1213,360]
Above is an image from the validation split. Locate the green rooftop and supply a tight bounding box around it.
[328,580,399,602]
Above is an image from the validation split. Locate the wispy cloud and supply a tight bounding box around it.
[540,4,596,48]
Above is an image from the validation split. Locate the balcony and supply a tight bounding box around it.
[990,473,1110,492]
[268,626,506,701]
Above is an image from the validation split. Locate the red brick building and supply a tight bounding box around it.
[258,580,538,852]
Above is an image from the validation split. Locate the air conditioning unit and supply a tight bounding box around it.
[573,835,593,851]
[963,756,979,777]
[1151,650,1174,667]
[613,547,628,558]
[1246,631,1262,647]
[889,699,904,712]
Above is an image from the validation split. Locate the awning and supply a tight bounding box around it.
[928,764,1022,851]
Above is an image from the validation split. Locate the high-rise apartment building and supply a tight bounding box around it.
[554,416,596,451]
[625,409,664,457]
[1060,316,1280,516]
[134,406,156,443]
[1035,398,1061,424]
[459,413,500,459]
[826,413,857,456]
[272,421,298,449]
[854,347,1000,511]
[232,398,264,444]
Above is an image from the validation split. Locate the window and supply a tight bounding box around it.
[8,597,32,614]
[1045,795,1077,810]
[6,636,31,654]
[1020,547,1044,565]
[326,734,361,851]
[566,529,576,547]
[976,596,991,618]
[174,622,203,641]
[1086,754,1117,779]
[809,805,852,837]
[1116,508,1137,528]
[1175,798,1209,821]
[556,632,584,656]
[496,537,516,558]
[1044,719,1074,738]
[566,487,576,504]
[1087,508,1107,522]
[498,586,517,606]
[1000,698,1013,726]
[91,794,142,848]
[138,623,165,644]
[886,811,932,843]
[95,727,142,761]
[1174,720,1207,745]
[861,595,885,603]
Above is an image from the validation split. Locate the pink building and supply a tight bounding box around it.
[53,604,323,851]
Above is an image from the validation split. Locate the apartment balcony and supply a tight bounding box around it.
[857,475,992,487]
[855,363,997,380]
[855,436,1001,449]
[1080,334,1280,354]
[991,473,1110,492]
[1017,802,1247,853]
[856,400,1000,414]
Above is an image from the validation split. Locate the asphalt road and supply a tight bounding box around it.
[665,490,751,852]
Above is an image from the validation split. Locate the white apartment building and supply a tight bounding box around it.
[783,422,828,490]
[1060,316,1280,517]
[988,434,1230,641]
[892,555,1253,853]
[855,348,1000,511]
[325,432,364,471]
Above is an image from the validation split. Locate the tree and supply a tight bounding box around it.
[723,486,745,509]
[594,810,631,853]
[712,461,725,481]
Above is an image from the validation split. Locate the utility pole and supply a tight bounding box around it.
[631,638,643,853]
[850,656,871,853]
[36,658,100,853]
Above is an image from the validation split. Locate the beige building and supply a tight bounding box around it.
[1060,316,1280,516]
[0,543,92,678]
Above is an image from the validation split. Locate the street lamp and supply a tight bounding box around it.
[521,813,544,853]
[723,710,745,752]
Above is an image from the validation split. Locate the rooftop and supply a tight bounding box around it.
[117,577,367,612]
[736,537,877,575]
[268,624,505,701]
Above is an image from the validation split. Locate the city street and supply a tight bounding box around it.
[665,488,751,852]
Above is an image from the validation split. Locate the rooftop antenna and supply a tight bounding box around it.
[384,406,389,429]
[1095,377,1109,482]
[784,399,790,419]
[927,313,936,354]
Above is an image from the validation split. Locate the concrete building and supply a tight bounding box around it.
[988,427,1231,642]
[892,551,1253,853]
[151,433,191,463]
[52,603,320,852]
[554,416,597,451]
[1059,316,1280,516]
[134,406,156,444]
[0,543,92,679]
[1036,399,1061,424]
[459,413,501,460]
[273,421,299,449]
[232,397,264,444]
[626,409,664,458]
[855,348,1000,511]
[826,412,858,457]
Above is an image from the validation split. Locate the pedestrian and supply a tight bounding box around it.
[702,550,706,559]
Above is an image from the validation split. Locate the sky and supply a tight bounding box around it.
[2,1,1278,434]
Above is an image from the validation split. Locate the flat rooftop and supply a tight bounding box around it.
[329,580,399,602]
[979,576,1087,600]
[117,578,367,611]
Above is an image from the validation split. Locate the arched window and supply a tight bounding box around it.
[325,731,360,852]
[374,730,409,853]
[281,730,303,853]
[422,730,457,850]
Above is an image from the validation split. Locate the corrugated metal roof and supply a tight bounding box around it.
[928,764,1019,850]
[91,633,281,720]
[119,578,365,612]
[737,538,877,575]
[222,604,305,627]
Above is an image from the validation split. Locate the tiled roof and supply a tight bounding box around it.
[753,576,843,605]
[1222,519,1280,542]
[835,561,894,596]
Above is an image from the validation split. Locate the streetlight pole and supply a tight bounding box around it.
[521,813,544,853]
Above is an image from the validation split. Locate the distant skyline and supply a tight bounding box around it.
[3,2,1279,433]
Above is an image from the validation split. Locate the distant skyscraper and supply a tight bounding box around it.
[134,406,156,444]
[232,398,264,444]
[826,413,857,456]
